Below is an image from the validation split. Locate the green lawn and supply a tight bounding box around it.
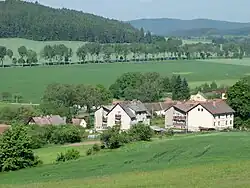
[1,132,250,188]
[34,144,91,165]
[0,60,249,102]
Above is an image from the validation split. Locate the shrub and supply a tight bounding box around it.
[92,144,100,152]
[0,125,42,172]
[56,149,80,163]
[129,124,153,141]
[100,126,125,149]
[49,125,82,145]
[86,148,93,156]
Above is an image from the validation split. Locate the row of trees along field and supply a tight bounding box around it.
[1,38,250,67]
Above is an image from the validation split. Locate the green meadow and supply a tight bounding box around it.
[0,60,250,102]
[1,132,250,188]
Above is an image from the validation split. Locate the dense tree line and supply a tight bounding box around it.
[0,0,162,43]
[110,72,190,102]
[2,37,250,67]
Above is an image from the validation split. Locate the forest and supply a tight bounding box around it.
[0,0,161,43]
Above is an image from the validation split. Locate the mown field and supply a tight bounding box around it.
[1,132,250,188]
[0,59,250,102]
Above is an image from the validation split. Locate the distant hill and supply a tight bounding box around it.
[0,0,141,43]
[128,18,250,36]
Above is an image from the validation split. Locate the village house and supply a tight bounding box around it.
[95,100,151,131]
[27,115,66,126]
[190,91,207,102]
[72,118,87,128]
[165,100,235,132]
[144,102,175,116]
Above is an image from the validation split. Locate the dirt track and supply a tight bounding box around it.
[65,140,101,147]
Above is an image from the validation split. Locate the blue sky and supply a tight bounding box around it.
[27,0,250,22]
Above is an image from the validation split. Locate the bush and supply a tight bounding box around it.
[129,124,153,141]
[56,149,80,163]
[49,125,82,145]
[100,126,125,149]
[0,125,42,172]
[86,148,93,156]
[92,144,100,152]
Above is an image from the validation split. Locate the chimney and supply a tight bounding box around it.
[213,101,216,107]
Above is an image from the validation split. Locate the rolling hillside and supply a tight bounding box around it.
[129,18,250,36]
[0,0,140,43]
[1,132,250,187]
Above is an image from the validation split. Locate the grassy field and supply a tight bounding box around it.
[0,60,249,102]
[1,132,250,187]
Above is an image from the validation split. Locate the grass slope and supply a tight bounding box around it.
[1,132,250,187]
[0,60,250,102]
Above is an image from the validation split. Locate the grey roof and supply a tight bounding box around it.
[103,105,114,111]
[120,103,136,119]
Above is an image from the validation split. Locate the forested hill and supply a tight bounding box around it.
[0,0,141,43]
[129,18,250,36]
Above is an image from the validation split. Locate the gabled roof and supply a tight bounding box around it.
[144,102,176,112]
[29,115,66,125]
[198,100,235,115]
[172,100,235,115]
[106,100,150,119]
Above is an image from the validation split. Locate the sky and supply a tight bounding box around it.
[27,0,250,22]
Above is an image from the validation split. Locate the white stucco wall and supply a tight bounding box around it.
[190,93,207,102]
[94,108,104,129]
[214,114,234,130]
[135,112,150,125]
[187,105,214,131]
[165,107,174,128]
[107,105,132,130]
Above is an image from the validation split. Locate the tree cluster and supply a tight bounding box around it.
[28,125,83,149]
[100,124,153,149]
[227,76,250,128]
[0,125,42,172]
[0,105,39,125]
[41,83,112,121]
[0,0,159,43]
[109,72,190,102]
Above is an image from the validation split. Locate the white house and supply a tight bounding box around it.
[95,100,151,131]
[190,91,207,102]
[165,100,235,132]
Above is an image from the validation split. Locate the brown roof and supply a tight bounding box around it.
[199,100,235,115]
[172,99,234,115]
[29,115,66,125]
[0,124,10,134]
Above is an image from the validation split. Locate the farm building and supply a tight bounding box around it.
[95,100,151,131]
[27,115,66,126]
[165,99,234,132]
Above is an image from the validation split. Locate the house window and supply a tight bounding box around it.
[226,121,227,125]
[218,121,220,126]
[198,108,200,111]
[214,122,216,126]
[201,109,203,112]
[230,120,232,125]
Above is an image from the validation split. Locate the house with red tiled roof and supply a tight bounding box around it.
[165,99,235,132]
